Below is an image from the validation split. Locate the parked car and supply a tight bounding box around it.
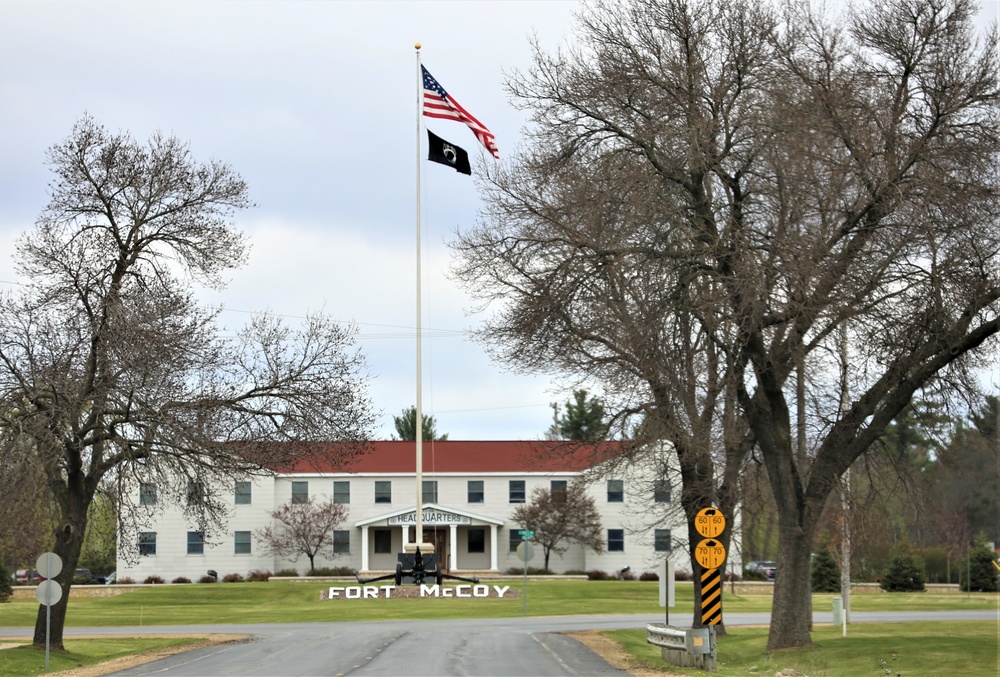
[745,561,778,579]
[105,571,116,585]
[73,568,93,583]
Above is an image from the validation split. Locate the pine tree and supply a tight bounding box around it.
[960,539,1000,593]
[880,549,926,592]
[811,542,841,593]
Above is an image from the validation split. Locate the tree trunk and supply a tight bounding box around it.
[766,512,814,650]
[33,486,90,651]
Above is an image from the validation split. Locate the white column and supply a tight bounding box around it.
[449,524,458,570]
[402,524,410,550]
[489,524,499,571]
[360,526,370,572]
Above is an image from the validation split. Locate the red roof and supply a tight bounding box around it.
[272,440,624,475]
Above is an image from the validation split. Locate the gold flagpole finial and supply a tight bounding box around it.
[415,42,421,50]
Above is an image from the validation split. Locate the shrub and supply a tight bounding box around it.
[880,550,926,592]
[117,576,135,585]
[563,569,587,576]
[619,569,636,581]
[143,575,165,585]
[586,570,609,580]
[0,562,12,602]
[811,543,842,593]
[674,570,692,581]
[309,566,357,577]
[504,566,553,576]
[171,577,192,584]
[742,568,767,581]
[960,543,1000,592]
[639,571,659,582]
[222,573,245,583]
[248,570,272,582]
[198,575,216,583]
[272,568,299,578]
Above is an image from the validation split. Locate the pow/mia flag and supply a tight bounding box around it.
[427,130,472,175]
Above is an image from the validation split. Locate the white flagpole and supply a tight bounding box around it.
[413,43,428,553]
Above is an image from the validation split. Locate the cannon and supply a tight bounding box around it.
[355,547,480,586]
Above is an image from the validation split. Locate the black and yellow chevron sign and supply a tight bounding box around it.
[700,567,722,626]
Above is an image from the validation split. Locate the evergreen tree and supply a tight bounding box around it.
[960,538,1000,593]
[392,407,448,441]
[811,542,841,593]
[880,548,926,592]
[549,390,610,441]
[0,561,11,602]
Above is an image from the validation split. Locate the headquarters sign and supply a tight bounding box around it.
[387,509,471,526]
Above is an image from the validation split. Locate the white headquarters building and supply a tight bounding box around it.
[116,440,717,581]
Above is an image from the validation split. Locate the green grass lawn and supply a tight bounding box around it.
[2,580,997,628]
[1,580,997,676]
[607,621,1000,676]
[0,637,214,677]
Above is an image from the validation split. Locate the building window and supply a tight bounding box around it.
[608,529,624,552]
[234,481,251,505]
[607,479,624,503]
[291,481,309,504]
[333,481,350,505]
[654,529,672,552]
[551,480,567,501]
[375,481,391,504]
[187,531,205,555]
[468,528,485,554]
[186,481,206,506]
[467,480,484,503]
[333,530,350,554]
[422,480,438,504]
[373,529,392,554]
[139,532,156,556]
[653,479,671,503]
[235,531,251,555]
[509,480,525,503]
[509,531,521,553]
[139,483,157,507]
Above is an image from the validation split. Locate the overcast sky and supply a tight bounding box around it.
[1,1,997,441]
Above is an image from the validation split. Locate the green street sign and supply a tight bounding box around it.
[518,530,535,540]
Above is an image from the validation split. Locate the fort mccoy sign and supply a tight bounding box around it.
[322,584,515,600]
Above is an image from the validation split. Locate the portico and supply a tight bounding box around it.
[356,503,503,574]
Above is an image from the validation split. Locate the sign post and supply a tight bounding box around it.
[516,534,534,617]
[692,507,727,664]
[35,552,63,671]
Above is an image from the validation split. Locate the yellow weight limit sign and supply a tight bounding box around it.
[694,538,727,570]
[694,507,726,538]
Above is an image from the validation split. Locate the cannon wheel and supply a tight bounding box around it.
[434,563,444,586]
[394,562,403,586]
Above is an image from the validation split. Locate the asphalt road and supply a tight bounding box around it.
[3,610,997,676]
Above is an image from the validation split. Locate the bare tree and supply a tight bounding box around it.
[0,116,376,650]
[255,497,350,573]
[452,0,999,650]
[510,483,604,570]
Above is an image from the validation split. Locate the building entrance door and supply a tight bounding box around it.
[424,528,448,571]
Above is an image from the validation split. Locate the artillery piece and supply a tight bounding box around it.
[356,547,479,586]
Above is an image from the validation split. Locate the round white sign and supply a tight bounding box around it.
[35,552,63,580]
[36,579,62,607]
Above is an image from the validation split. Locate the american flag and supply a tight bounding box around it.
[422,65,499,159]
